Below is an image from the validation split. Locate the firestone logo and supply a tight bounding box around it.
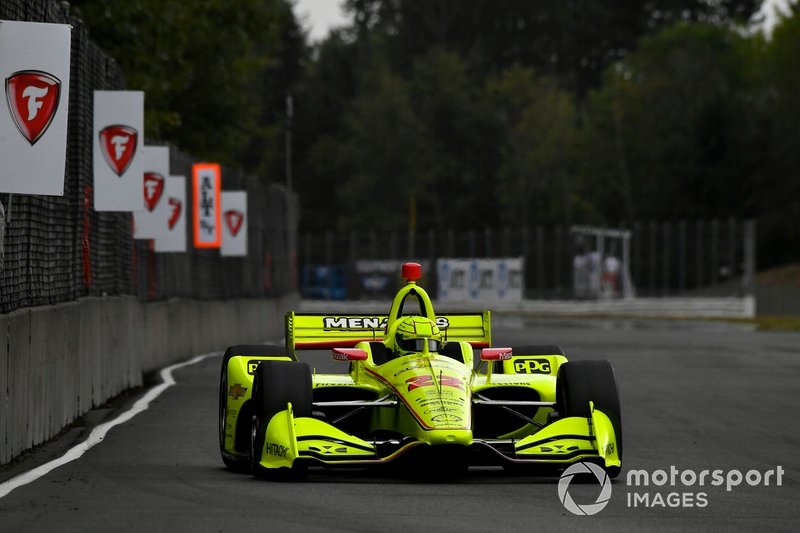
[144,172,165,212]
[5,70,61,145]
[99,125,138,176]
[168,198,183,230]
[224,209,244,237]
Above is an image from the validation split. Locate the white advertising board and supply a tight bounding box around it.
[154,175,187,253]
[437,258,524,303]
[221,191,248,257]
[0,21,71,195]
[133,146,170,239]
[93,90,144,211]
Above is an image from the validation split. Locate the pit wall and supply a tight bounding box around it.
[0,294,297,465]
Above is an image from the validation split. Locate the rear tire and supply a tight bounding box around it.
[219,345,290,473]
[249,361,312,479]
[556,360,623,476]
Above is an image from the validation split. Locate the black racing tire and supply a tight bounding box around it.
[219,363,250,473]
[556,360,623,476]
[219,344,290,473]
[249,361,312,479]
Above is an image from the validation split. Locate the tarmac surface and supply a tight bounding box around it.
[1,317,798,532]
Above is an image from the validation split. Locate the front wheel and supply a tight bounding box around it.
[249,361,312,478]
[556,360,623,476]
[219,344,289,473]
[219,364,250,473]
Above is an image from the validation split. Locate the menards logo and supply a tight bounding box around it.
[322,316,450,330]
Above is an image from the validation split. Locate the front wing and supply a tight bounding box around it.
[256,401,620,471]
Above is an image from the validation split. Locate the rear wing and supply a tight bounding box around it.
[286,311,491,353]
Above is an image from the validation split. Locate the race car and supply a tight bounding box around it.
[219,262,622,478]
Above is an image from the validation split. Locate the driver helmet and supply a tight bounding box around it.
[393,316,442,355]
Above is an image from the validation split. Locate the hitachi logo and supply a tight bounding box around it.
[265,442,289,458]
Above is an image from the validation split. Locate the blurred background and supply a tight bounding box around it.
[3,0,799,312]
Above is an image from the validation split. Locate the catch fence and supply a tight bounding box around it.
[299,220,756,301]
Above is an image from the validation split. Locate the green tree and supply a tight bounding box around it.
[344,0,761,96]
[487,67,582,227]
[335,67,430,231]
[584,22,759,225]
[407,49,498,230]
[73,0,304,176]
[292,29,366,232]
[757,3,800,265]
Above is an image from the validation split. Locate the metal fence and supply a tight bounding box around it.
[299,219,756,300]
[0,0,294,315]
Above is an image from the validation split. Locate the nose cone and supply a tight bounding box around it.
[424,428,473,446]
[406,373,472,444]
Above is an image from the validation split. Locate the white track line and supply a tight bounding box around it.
[0,351,220,500]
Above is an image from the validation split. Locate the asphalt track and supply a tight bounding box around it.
[1,317,798,532]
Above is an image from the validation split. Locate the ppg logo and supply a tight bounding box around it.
[514,358,551,374]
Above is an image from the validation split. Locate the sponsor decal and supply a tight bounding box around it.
[265,442,289,458]
[322,316,451,330]
[393,363,428,376]
[423,406,462,414]
[247,361,262,375]
[406,375,464,391]
[415,397,464,407]
[513,358,552,374]
[198,172,217,236]
[224,209,244,237]
[431,413,463,424]
[228,383,248,400]
[144,172,165,211]
[316,445,348,455]
[5,70,61,145]
[192,163,222,248]
[98,124,137,176]
[167,197,182,229]
[323,316,386,330]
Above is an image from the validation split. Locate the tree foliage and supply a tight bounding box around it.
[585,23,759,224]
[73,0,800,267]
[73,0,305,176]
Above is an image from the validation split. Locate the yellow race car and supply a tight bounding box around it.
[219,263,622,478]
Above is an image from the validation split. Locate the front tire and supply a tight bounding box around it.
[556,360,623,476]
[249,361,312,479]
[219,345,290,473]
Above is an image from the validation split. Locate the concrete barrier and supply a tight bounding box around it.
[755,286,800,316]
[0,294,297,465]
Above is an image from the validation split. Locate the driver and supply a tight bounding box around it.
[391,316,442,356]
